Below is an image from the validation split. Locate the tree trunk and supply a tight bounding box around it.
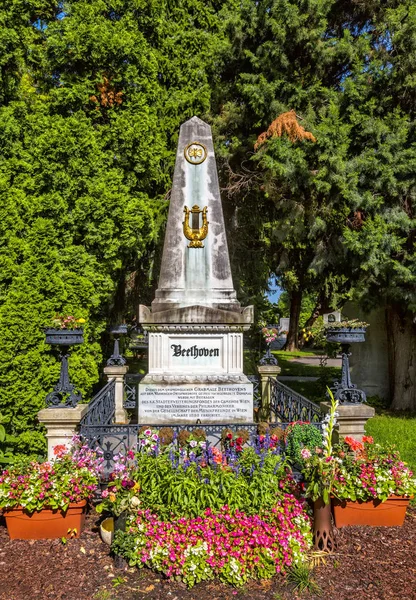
[303,290,332,330]
[386,304,416,411]
[284,289,302,351]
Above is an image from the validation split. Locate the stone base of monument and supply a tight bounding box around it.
[137,323,254,424]
[139,379,253,424]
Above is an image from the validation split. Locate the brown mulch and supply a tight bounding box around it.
[0,509,416,600]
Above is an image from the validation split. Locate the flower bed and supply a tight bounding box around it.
[112,497,312,588]
[98,433,297,519]
[97,431,313,587]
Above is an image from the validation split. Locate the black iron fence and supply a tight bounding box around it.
[80,379,115,427]
[270,378,321,424]
[124,373,144,410]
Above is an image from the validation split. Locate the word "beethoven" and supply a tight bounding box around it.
[171,344,219,359]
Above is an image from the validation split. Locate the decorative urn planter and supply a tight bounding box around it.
[45,328,84,346]
[332,495,412,527]
[3,500,87,540]
[44,328,84,407]
[325,327,366,344]
[325,326,367,404]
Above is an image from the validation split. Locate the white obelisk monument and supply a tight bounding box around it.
[138,117,254,424]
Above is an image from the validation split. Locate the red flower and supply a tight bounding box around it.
[226,433,233,440]
[344,436,364,452]
[53,444,67,457]
[362,436,374,445]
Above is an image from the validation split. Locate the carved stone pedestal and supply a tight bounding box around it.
[38,405,88,460]
[257,364,281,421]
[104,365,129,424]
[320,401,375,442]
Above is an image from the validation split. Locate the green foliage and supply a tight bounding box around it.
[284,423,323,466]
[98,449,296,520]
[366,415,416,474]
[0,412,14,465]
[137,449,293,519]
[287,562,321,595]
[277,291,316,328]
[0,0,231,454]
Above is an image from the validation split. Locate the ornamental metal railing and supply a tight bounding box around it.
[269,378,321,424]
[79,374,322,478]
[124,373,144,410]
[80,422,286,479]
[80,379,115,427]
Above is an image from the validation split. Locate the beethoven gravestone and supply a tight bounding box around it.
[138,117,254,424]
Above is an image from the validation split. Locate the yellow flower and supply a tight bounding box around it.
[77,318,86,324]
[133,482,140,492]
[109,493,116,502]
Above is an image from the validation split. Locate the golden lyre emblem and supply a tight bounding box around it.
[184,142,207,165]
[183,205,209,248]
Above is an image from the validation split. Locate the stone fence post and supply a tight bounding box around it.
[257,364,281,421]
[103,365,129,424]
[38,404,88,460]
[320,401,375,442]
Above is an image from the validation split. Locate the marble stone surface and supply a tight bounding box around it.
[139,382,253,424]
[139,116,252,324]
[146,331,243,376]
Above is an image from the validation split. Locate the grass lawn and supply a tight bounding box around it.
[274,350,341,379]
[366,413,416,472]
[244,348,342,379]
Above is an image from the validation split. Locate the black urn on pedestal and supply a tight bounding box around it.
[107,324,128,366]
[326,327,367,404]
[45,328,84,408]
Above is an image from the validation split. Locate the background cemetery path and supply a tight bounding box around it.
[0,507,415,600]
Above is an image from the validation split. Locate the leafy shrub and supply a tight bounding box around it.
[284,422,323,465]
[97,444,298,520]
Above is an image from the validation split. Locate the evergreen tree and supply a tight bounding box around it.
[338,1,416,410]
[213,0,360,349]
[0,0,229,455]
[214,0,416,406]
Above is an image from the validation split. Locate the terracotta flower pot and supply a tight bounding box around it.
[332,495,411,527]
[3,500,87,540]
